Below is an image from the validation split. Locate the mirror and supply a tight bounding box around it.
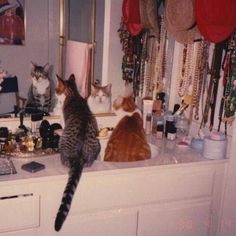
[0,0,105,114]
[0,1,60,115]
[0,0,121,117]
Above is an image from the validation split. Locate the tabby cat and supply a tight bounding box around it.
[104,89,151,162]
[26,62,51,113]
[54,74,101,231]
[87,83,112,113]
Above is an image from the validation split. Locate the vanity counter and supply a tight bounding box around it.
[0,140,228,236]
[0,138,227,184]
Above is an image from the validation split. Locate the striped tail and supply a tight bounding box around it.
[54,164,83,231]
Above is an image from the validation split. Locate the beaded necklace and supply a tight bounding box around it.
[139,31,148,97]
[144,35,154,97]
[189,41,202,123]
[223,32,236,125]
[177,43,194,97]
[190,40,210,121]
[153,15,167,99]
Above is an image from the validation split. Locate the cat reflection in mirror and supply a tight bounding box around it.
[87,83,112,114]
[104,83,151,162]
[26,62,51,113]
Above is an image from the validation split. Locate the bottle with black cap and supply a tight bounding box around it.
[165,114,177,140]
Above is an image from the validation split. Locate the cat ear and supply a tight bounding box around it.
[113,96,124,110]
[124,82,133,97]
[31,61,36,69]
[91,84,97,93]
[56,74,63,83]
[105,83,112,93]
[43,63,50,72]
[68,74,76,82]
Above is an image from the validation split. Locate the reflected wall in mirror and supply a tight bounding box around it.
[0,0,60,115]
[0,0,122,117]
[64,0,105,98]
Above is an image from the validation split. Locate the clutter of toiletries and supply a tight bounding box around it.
[142,98,228,160]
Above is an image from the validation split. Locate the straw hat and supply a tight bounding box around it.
[165,0,200,44]
[195,0,236,43]
[139,0,159,38]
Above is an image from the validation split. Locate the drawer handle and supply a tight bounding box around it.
[0,193,33,200]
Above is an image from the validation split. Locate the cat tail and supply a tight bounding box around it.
[54,163,83,231]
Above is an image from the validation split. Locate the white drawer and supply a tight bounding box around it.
[0,194,40,233]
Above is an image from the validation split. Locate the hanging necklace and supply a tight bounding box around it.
[178,43,194,97]
[190,40,210,121]
[153,15,167,99]
[189,41,202,123]
[139,31,148,97]
[223,32,236,125]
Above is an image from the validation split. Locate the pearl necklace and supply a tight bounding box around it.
[178,43,194,97]
[153,15,167,99]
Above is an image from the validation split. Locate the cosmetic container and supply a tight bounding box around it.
[165,114,176,140]
[156,116,164,139]
[143,100,154,129]
[145,113,152,135]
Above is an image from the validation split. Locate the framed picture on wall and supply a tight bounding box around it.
[0,0,25,45]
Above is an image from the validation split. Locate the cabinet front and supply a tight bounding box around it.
[137,200,212,236]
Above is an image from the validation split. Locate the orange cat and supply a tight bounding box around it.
[104,90,151,162]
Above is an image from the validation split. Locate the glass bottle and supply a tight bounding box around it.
[165,114,176,140]
[175,113,189,139]
[156,115,164,139]
[145,113,152,135]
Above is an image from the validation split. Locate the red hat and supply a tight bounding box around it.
[122,0,142,36]
[196,0,236,43]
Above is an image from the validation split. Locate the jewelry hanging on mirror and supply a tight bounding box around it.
[153,15,167,99]
[177,43,194,98]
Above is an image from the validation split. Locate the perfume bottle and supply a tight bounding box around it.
[156,116,164,139]
[165,114,176,140]
[145,113,152,135]
[175,113,189,139]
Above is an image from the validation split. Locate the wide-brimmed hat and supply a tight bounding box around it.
[195,0,236,43]
[139,0,159,38]
[165,0,200,44]
[122,0,142,36]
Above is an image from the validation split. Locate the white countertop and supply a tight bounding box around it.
[0,137,228,185]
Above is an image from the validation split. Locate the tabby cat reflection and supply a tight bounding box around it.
[26,62,51,113]
[54,74,101,231]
